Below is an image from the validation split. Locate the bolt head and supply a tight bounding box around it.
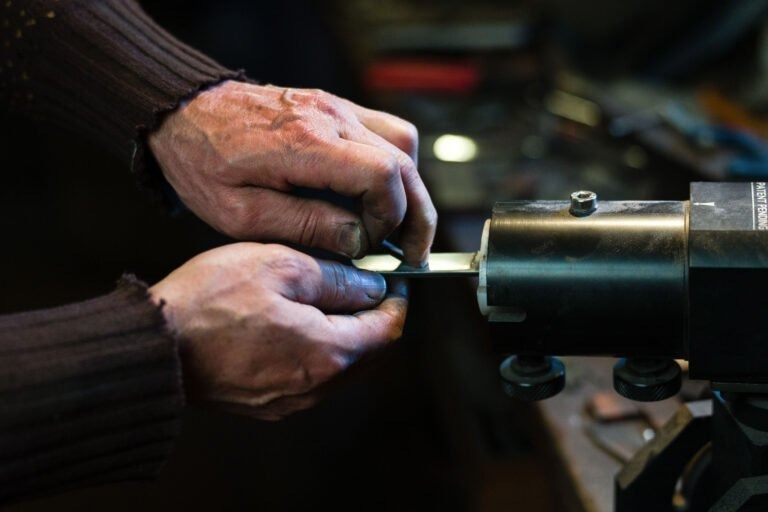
[570,190,598,216]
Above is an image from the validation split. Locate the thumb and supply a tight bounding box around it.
[287,257,388,313]
[240,188,369,258]
[314,260,388,313]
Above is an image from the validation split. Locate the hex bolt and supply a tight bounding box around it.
[570,190,598,216]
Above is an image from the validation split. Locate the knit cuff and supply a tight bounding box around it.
[0,276,184,504]
[1,0,244,194]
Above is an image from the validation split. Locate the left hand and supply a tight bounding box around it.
[148,81,436,266]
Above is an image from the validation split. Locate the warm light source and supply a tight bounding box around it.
[433,134,478,162]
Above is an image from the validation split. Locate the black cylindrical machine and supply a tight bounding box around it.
[480,182,768,388]
[470,182,768,511]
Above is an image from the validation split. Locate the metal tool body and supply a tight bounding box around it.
[356,183,768,511]
[356,182,768,511]
[355,182,768,386]
[485,199,687,332]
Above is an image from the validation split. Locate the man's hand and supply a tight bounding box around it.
[149,243,406,420]
[148,81,437,266]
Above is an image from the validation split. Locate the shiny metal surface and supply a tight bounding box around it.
[352,252,480,277]
[487,200,688,329]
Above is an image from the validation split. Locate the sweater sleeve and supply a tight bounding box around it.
[0,0,244,190]
[0,276,184,504]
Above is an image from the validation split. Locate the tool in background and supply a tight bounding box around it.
[609,100,768,179]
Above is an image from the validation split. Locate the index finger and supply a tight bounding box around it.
[280,140,408,252]
[343,124,437,266]
[346,103,420,164]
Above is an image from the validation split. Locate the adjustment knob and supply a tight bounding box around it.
[613,358,682,402]
[500,355,566,401]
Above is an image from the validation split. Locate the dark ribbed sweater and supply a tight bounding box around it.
[0,278,183,503]
[1,0,243,185]
[0,0,243,503]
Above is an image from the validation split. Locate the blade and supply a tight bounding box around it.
[352,252,480,277]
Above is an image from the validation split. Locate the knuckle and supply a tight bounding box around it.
[402,120,419,140]
[289,349,346,394]
[384,312,406,342]
[293,117,322,139]
[399,157,419,184]
[392,316,406,340]
[268,250,311,286]
[259,293,286,321]
[382,212,405,234]
[323,264,348,301]
[309,351,348,385]
[217,142,242,169]
[285,119,325,152]
[309,89,337,111]
[425,204,438,231]
[295,206,323,248]
[220,191,271,239]
[374,212,401,236]
[398,121,419,154]
[224,203,255,240]
[373,155,401,186]
[290,360,314,394]
[255,297,293,336]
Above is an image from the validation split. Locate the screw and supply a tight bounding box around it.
[570,190,598,216]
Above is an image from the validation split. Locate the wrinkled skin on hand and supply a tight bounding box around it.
[149,243,407,420]
[149,81,437,266]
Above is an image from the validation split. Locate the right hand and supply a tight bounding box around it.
[149,243,407,421]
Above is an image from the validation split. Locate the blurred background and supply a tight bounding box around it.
[3,0,768,510]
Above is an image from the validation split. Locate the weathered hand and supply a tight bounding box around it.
[149,243,407,420]
[149,81,436,266]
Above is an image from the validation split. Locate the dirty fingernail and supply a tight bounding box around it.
[360,271,387,300]
[407,250,429,269]
[339,222,363,258]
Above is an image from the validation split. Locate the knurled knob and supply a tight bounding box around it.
[613,358,682,402]
[500,355,566,401]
